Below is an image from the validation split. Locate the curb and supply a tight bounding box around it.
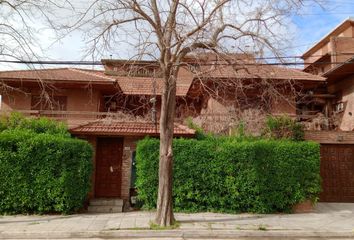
[1,230,354,239]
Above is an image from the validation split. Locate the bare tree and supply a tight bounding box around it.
[0,0,74,107]
[0,0,62,64]
[67,0,314,226]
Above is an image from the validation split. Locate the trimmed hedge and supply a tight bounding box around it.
[136,138,321,213]
[0,112,69,136]
[0,129,93,214]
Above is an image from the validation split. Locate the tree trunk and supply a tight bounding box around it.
[155,70,177,226]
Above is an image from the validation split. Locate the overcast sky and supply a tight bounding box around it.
[0,0,353,71]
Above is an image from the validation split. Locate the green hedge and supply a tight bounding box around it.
[136,138,321,213]
[0,129,93,214]
[0,112,69,136]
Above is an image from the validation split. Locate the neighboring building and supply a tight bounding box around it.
[302,18,354,202]
[0,54,324,211]
[303,18,354,131]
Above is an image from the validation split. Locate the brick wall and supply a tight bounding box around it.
[305,130,354,144]
[121,136,143,200]
[328,76,354,131]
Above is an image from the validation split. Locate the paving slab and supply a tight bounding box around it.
[0,203,353,239]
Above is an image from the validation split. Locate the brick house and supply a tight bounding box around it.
[302,18,354,202]
[0,55,324,211]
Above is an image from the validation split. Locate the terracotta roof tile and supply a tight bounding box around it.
[0,68,115,83]
[197,65,325,81]
[70,120,195,137]
[116,76,192,96]
[0,64,323,98]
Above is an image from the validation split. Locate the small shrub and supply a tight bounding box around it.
[185,117,208,140]
[264,115,304,141]
[136,137,320,213]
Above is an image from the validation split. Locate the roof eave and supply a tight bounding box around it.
[302,18,354,59]
[322,56,354,77]
[0,78,116,85]
[196,75,325,82]
[101,59,159,66]
[70,130,195,138]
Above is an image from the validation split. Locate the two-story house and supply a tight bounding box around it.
[302,18,354,203]
[303,18,354,131]
[0,54,324,211]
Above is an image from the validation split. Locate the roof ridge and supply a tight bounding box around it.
[72,68,104,71]
[69,119,102,131]
[0,67,71,74]
[285,67,326,80]
[69,68,116,81]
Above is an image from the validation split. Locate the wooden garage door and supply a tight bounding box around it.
[95,137,123,198]
[320,144,354,202]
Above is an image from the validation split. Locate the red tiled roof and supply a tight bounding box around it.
[0,68,115,83]
[0,64,324,97]
[0,68,192,96]
[70,120,196,137]
[197,65,325,81]
[116,76,192,96]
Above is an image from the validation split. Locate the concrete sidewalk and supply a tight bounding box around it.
[0,203,354,239]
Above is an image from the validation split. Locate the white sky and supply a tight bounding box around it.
[0,0,353,71]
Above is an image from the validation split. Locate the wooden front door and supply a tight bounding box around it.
[95,137,123,198]
[320,144,354,202]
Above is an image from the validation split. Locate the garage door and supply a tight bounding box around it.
[320,144,354,202]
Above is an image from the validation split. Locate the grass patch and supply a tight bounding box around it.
[108,221,181,231]
[28,222,40,225]
[258,225,267,231]
[149,221,180,230]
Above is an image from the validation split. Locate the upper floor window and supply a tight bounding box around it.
[112,65,162,77]
[127,66,161,77]
[31,95,67,111]
[104,95,118,112]
[334,101,344,113]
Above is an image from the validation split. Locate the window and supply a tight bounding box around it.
[334,102,344,113]
[127,66,158,77]
[103,95,118,112]
[31,95,67,111]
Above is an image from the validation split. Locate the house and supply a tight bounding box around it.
[303,18,354,131]
[302,18,354,202]
[0,54,324,211]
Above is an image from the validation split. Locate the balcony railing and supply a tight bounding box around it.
[0,109,329,129]
[0,110,129,120]
[0,110,323,120]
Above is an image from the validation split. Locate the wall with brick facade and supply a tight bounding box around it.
[1,87,101,128]
[270,96,296,115]
[2,88,100,112]
[328,76,354,131]
[121,136,142,200]
[1,91,31,111]
[305,130,354,144]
